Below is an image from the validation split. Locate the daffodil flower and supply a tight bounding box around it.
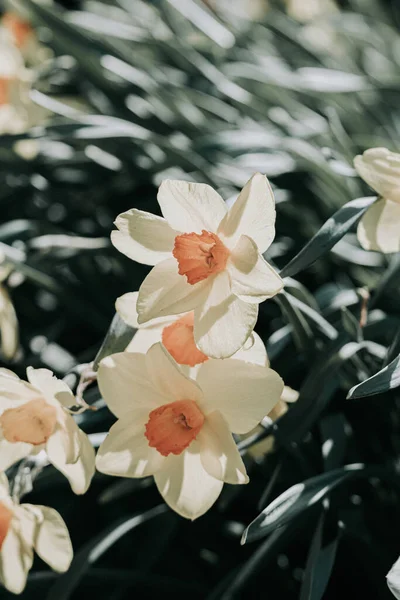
[354,147,400,253]
[112,173,283,358]
[0,367,95,494]
[96,343,284,520]
[0,473,72,594]
[116,291,268,370]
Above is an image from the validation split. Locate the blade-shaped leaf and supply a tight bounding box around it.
[280,197,377,279]
[93,313,135,370]
[347,353,400,399]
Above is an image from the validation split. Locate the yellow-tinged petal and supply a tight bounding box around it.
[354,148,400,201]
[196,359,284,434]
[357,198,400,253]
[154,440,223,520]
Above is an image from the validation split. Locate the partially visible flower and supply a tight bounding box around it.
[116,291,268,371]
[354,148,400,253]
[0,258,18,361]
[112,173,283,359]
[96,343,284,520]
[285,0,337,22]
[388,556,400,599]
[0,473,72,594]
[0,367,95,494]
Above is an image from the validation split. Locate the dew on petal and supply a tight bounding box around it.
[173,230,230,284]
[0,502,12,550]
[145,399,204,456]
[0,398,57,446]
[162,312,208,366]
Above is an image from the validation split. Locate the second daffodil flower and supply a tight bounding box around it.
[96,343,284,520]
[354,147,400,253]
[112,173,283,358]
[0,367,95,494]
[0,473,73,594]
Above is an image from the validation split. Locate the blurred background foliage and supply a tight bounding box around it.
[0,0,400,597]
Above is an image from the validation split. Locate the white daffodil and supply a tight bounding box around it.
[112,173,283,359]
[0,473,72,594]
[96,343,284,520]
[388,556,400,599]
[354,148,400,253]
[0,367,95,494]
[116,291,268,371]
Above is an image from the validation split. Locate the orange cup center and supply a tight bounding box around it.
[162,312,208,367]
[2,13,33,49]
[0,502,12,550]
[0,398,57,446]
[173,230,230,285]
[145,399,205,457]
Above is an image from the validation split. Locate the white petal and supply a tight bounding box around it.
[137,258,209,325]
[0,438,33,471]
[127,326,163,354]
[218,173,276,253]
[0,473,9,498]
[0,285,18,360]
[51,411,81,464]
[26,367,75,409]
[193,271,258,358]
[198,411,248,484]
[0,371,38,406]
[117,291,174,332]
[0,524,33,594]
[145,343,203,403]
[157,179,227,234]
[111,209,176,266]
[24,505,73,572]
[387,556,400,599]
[357,198,400,253]
[98,352,170,418]
[96,409,165,478]
[231,331,269,366]
[228,235,283,303]
[46,426,95,495]
[196,359,284,434]
[154,440,223,520]
[281,386,299,403]
[354,148,400,200]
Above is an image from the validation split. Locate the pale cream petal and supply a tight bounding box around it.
[0,438,33,471]
[117,292,174,332]
[196,359,284,434]
[231,331,269,366]
[357,198,400,253]
[218,173,276,253]
[387,556,400,600]
[157,179,227,234]
[127,326,163,354]
[280,386,299,403]
[0,473,9,499]
[354,148,400,200]
[193,271,258,359]
[111,209,176,266]
[26,367,75,409]
[137,258,209,325]
[25,505,73,572]
[145,343,203,403]
[154,440,223,520]
[98,352,170,417]
[0,285,18,360]
[46,426,95,495]
[198,411,248,484]
[50,411,81,464]
[96,409,165,478]
[228,235,283,303]
[0,371,38,406]
[0,524,33,594]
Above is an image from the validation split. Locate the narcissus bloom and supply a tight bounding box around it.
[0,473,73,594]
[96,343,284,519]
[0,367,95,494]
[112,173,283,358]
[354,148,400,253]
[116,291,268,370]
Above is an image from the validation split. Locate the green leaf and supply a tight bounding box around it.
[274,291,314,352]
[347,353,400,399]
[93,313,135,370]
[242,464,364,544]
[280,197,377,279]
